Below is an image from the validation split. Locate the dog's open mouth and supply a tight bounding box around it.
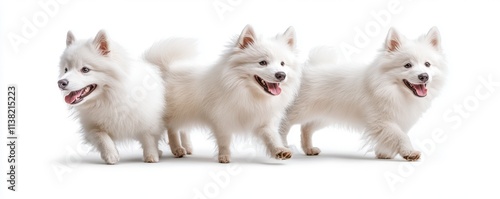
[403,79,427,97]
[254,75,281,96]
[64,84,97,104]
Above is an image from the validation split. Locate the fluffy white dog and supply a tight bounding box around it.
[146,25,302,163]
[58,30,165,164]
[280,27,447,161]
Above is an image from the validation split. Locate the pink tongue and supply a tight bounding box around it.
[65,90,83,104]
[267,83,282,95]
[414,84,427,96]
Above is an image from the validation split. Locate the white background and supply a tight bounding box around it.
[1,0,500,198]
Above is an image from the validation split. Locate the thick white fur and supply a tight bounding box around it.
[58,30,165,164]
[145,25,302,163]
[280,27,447,161]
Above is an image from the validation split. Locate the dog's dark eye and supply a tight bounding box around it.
[281,61,285,66]
[259,60,267,66]
[404,63,412,68]
[81,67,90,73]
[425,62,431,67]
[64,68,68,73]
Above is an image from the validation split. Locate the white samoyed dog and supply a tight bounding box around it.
[58,30,165,164]
[279,27,447,161]
[145,25,302,163]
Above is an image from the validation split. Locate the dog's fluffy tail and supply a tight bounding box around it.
[308,46,337,66]
[144,38,198,72]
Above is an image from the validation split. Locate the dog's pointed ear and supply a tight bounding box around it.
[426,26,441,51]
[66,31,75,47]
[385,27,402,52]
[93,30,110,56]
[283,26,296,49]
[237,25,256,49]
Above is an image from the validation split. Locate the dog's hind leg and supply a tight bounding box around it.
[140,133,161,163]
[213,128,232,163]
[167,127,187,158]
[180,131,192,155]
[300,121,325,156]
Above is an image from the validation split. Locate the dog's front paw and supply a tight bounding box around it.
[143,149,161,163]
[101,152,120,165]
[274,147,292,160]
[376,154,393,159]
[304,147,321,156]
[143,153,160,163]
[376,151,395,159]
[402,151,421,161]
[218,155,231,163]
[171,147,187,158]
[185,147,193,155]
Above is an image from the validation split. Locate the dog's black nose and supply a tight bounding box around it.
[418,73,429,82]
[275,72,286,81]
[58,79,69,89]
